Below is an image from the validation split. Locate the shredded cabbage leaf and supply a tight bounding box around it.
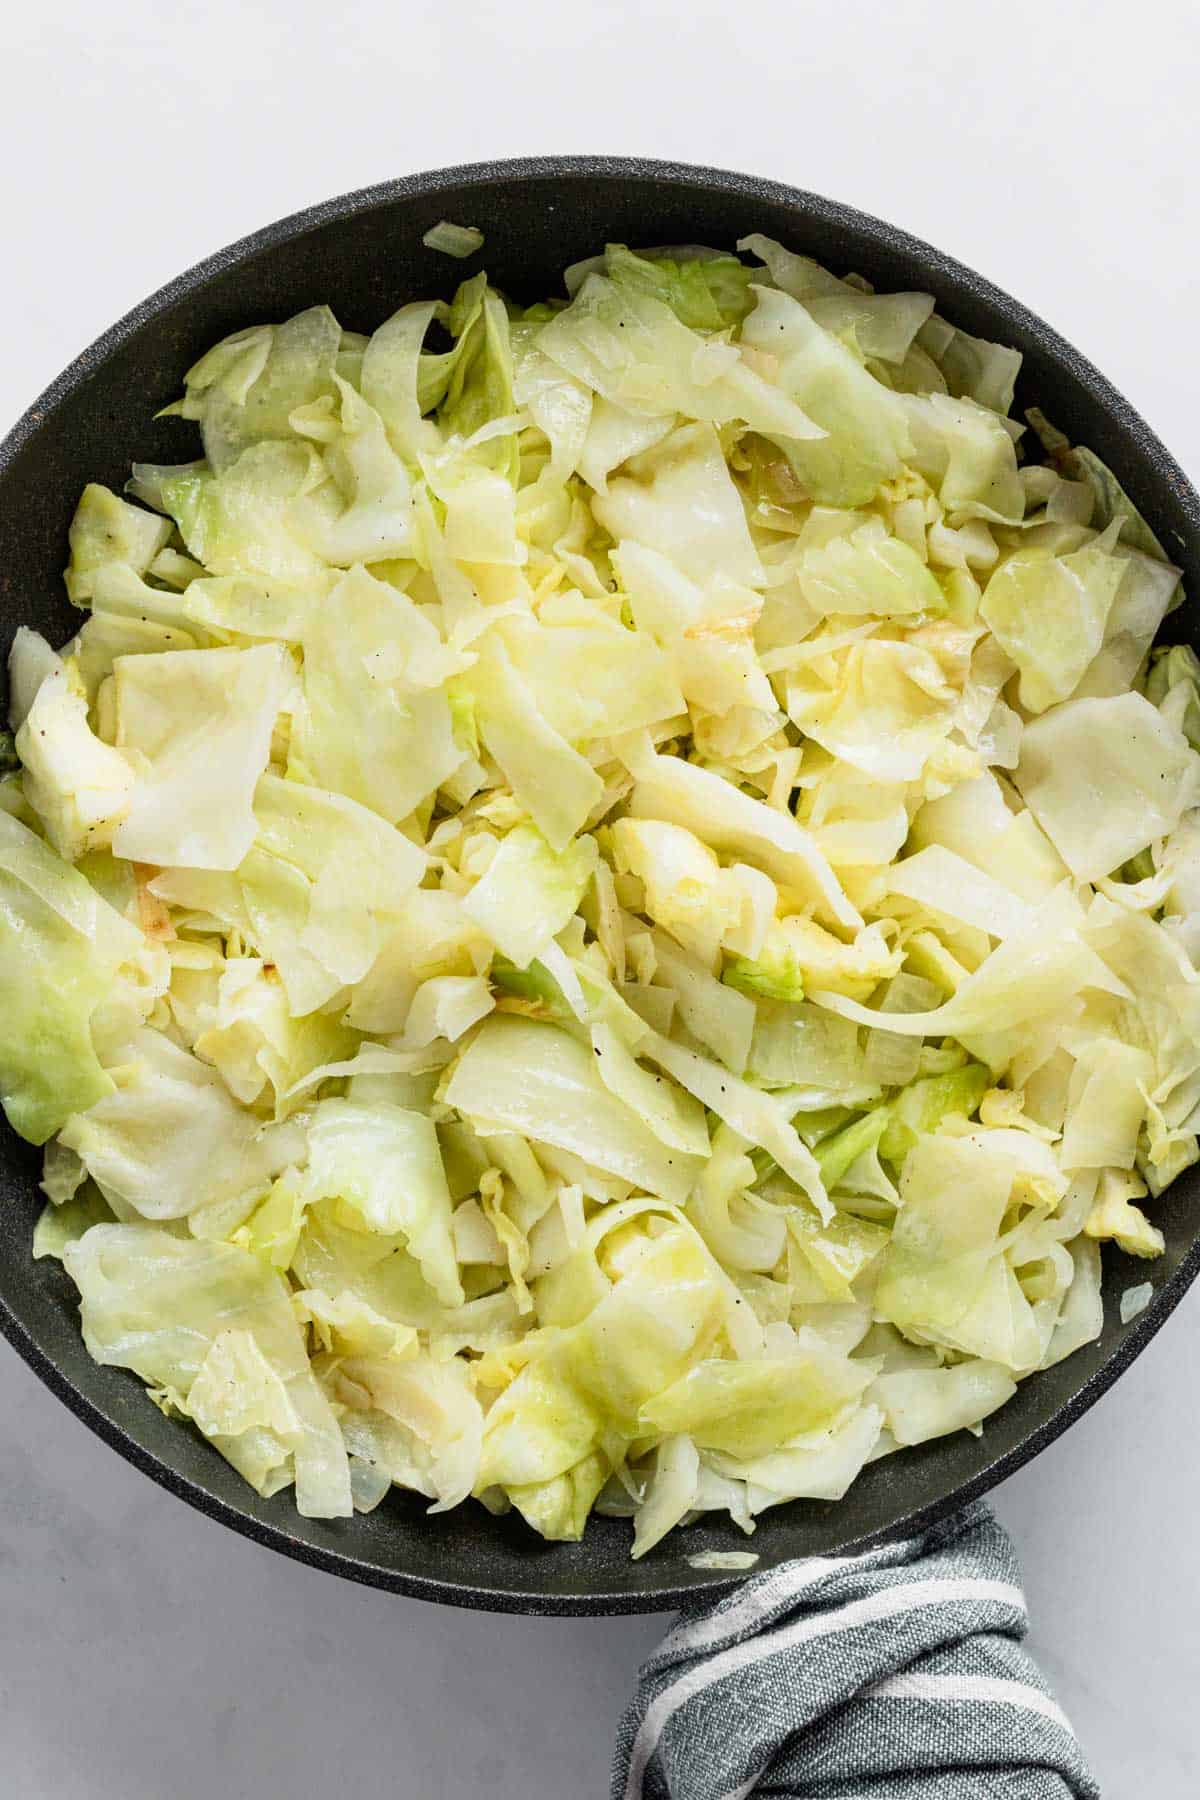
[7,235,1196,1549]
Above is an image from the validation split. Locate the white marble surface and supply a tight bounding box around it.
[2,2,1199,1794]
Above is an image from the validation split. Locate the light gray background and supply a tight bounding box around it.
[2,2,1198,1794]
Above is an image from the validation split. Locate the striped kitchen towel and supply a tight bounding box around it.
[613,1502,1099,1799]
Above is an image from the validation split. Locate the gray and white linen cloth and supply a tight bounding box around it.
[613,1503,1099,1799]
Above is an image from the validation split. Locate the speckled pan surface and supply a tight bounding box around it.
[1,157,1198,1615]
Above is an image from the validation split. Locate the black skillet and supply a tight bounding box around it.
[1,157,1197,1614]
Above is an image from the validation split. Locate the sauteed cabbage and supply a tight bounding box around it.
[5,238,1197,1555]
